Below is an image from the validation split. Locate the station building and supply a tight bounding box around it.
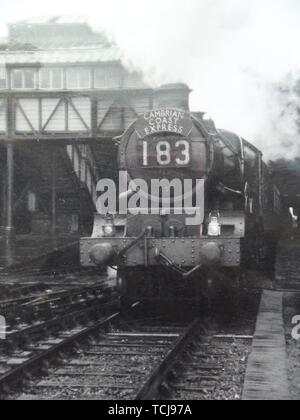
[0,16,191,266]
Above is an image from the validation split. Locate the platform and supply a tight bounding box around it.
[242,290,291,400]
[0,234,79,271]
[275,239,300,290]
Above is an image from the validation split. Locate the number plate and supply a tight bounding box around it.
[139,137,191,168]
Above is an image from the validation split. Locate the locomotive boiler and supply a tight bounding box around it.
[80,108,281,304]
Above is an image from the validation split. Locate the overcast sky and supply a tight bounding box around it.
[1,0,300,159]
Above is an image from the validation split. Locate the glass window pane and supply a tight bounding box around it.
[67,68,78,89]
[0,66,6,89]
[40,68,63,89]
[12,70,23,88]
[95,68,106,88]
[40,69,51,88]
[78,69,90,88]
[52,69,63,89]
[24,69,35,88]
[67,68,91,89]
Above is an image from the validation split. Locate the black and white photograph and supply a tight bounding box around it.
[0,0,300,404]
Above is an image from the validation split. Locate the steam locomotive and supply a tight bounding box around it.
[80,108,281,304]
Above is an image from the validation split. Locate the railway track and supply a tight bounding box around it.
[0,283,49,304]
[3,285,118,342]
[0,299,120,398]
[0,269,120,397]
[1,240,297,401]
[1,314,185,400]
[1,281,112,313]
[0,266,110,312]
[0,240,80,276]
[0,266,260,401]
[138,330,252,400]
[2,309,253,400]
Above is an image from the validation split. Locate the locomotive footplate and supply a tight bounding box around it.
[80,237,241,269]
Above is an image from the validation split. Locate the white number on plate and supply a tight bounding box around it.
[143,140,190,166]
[175,140,190,165]
[156,141,171,165]
[143,141,148,166]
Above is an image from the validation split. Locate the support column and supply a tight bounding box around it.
[5,143,15,265]
[1,172,6,230]
[51,148,57,238]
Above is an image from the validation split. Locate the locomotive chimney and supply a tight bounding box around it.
[154,83,191,111]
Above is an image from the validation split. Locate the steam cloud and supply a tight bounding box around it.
[89,0,300,161]
[1,0,300,160]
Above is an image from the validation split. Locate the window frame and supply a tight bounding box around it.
[39,67,64,90]
[0,66,7,89]
[66,67,91,90]
[11,68,38,90]
[94,67,108,89]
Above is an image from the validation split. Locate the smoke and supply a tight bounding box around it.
[1,0,300,160]
[88,0,300,161]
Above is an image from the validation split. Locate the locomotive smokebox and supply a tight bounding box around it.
[89,243,115,266]
[199,242,222,265]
